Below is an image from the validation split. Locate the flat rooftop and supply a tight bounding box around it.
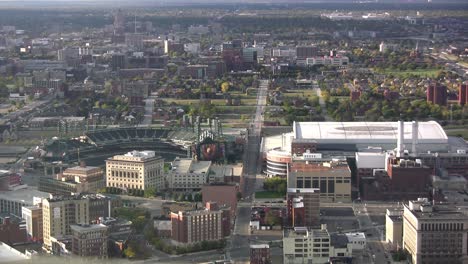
[171,158,211,174]
[0,187,49,204]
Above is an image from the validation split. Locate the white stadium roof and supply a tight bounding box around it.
[293,121,447,144]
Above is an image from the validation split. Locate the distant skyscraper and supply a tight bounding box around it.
[114,9,125,35]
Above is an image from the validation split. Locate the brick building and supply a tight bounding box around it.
[286,188,320,228]
[0,213,27,245]
[202,184,238,217]
[250,244,271,264]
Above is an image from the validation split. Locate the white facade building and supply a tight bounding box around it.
[167,158,211,192]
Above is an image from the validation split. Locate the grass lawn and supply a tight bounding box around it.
[377,68,440,78]
[283,89,317,98]
[255,191,285,199]
[446,129,468,140]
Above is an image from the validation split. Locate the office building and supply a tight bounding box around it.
[71,224,108,258]
[42,194,111,251]
[403,198,468,264]
[250,244,271,264]
[288,159,352,202]
[111,53,126,71]
[426,84,447,106]
[22,205,43,242]
[39,163,105,195]
[283,226,331,264]
[286,188,320,227]
[170,202,230,245]
[106,150,164,191]
[386,208,403,249]
[296,46,318,59]
[167,158,211,192]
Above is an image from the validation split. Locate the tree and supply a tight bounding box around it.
[144,188,156,198]
[124,245,136,259]
[237,192,242,201]
[221,82,230,93]
[265,211,281,226]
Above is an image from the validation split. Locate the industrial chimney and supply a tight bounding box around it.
[397,120,405,157]
[411,121,419,155]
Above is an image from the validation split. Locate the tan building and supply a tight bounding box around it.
[167,158,211,192]
[39,163,105,195]
[42,196,89,251]
[42,194,111,251]
[106,150,164,191]
[288,159,351,202]
[62,163,105,193]
[283,226,335,264]
[71,224,108,258]
[385,208,403,249]
[22,205,43,242]
[403,198,468,264]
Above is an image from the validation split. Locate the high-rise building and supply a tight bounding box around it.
[71,224,108,258]
[111,53,126,71]
[403,198,468,264]
[42,196,89,250]
[106,150,164,192]
[113,9,125,34]
[0,213,27,245]
[42,194,111,251]
[22,205,43,242]
[286,188,320,228]
[426,84,447,106]
[250,244,271,264]
[385,208,403,249]
[170,202,229,244]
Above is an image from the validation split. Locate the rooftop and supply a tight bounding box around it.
[0,187,49,204]
[250,244,269,249]
[0,242,29,263]
[287,188,320,194]
[70,223,108,232]
[171,158,211,175]
[292,121,448,144]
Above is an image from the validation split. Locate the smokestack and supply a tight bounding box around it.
[412,121,418,155]
[397,120,404,157]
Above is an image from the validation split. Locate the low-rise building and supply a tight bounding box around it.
[250,244,271,264]
[167,158,211,192]
[283,226,331,264]
[0,187,49,216]
[71,224,108,258]
[0,213,27,245]
[202,184,238,217]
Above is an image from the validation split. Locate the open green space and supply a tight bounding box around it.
[377,68,440,78]
[255,191,285,199]
[282,89,317,98]
[446,129,468,140]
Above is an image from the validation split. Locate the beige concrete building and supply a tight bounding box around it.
[42,196,89,251]
[106,150,164,191]
[283,226,332,264]
[167,158,211,192]
[288,159,351,202]
[403,198,468,264]
[71,224,108,258]
[62,163,105,193]
[386,208,403,249]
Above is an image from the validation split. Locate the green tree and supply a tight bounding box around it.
[124,245,136,259]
